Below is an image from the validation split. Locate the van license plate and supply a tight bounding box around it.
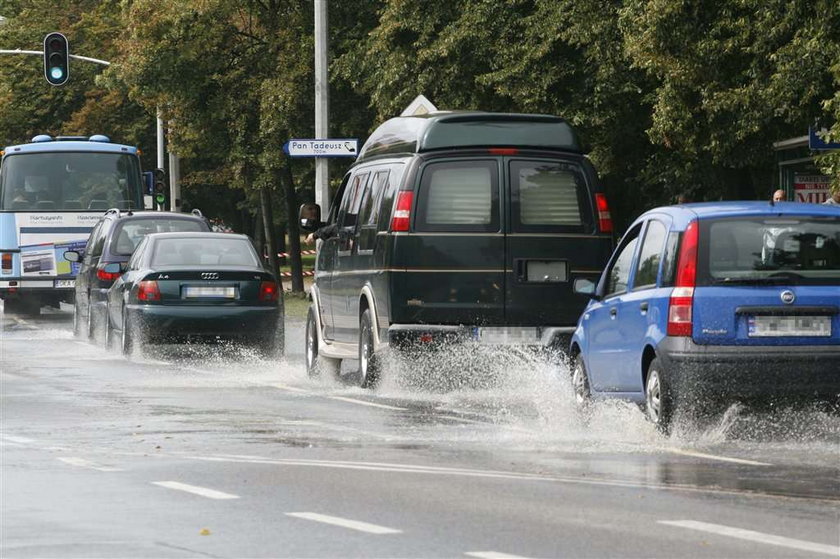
[54,279,75,288]
[748,315,831,337]
[183,286,236,298]
[472,327,540,345]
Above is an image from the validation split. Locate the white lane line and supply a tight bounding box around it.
[668,448,772,466]
[465,552,533,559]
[57,457,123,472]
[275,384,311,394]
[328,396,407,411]
[151,481,240,500]
[0,441,25,448]
[659,520,840,556]
[285,512,401,535]
[0,434,34,444]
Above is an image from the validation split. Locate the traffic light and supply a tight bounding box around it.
[153,168,167,210]
[43,32,69,86]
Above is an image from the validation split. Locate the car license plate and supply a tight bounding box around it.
[54,279,75,288]
[472,327,540,345]
[183,286,236,299]
[748,315,831,337]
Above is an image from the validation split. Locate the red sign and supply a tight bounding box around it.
[794,174,831,203]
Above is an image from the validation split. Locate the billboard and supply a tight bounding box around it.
[793,174,831,204]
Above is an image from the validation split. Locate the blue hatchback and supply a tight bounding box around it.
[570,201,840,431]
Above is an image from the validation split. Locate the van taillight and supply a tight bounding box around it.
[259,281,279,302]
[137,280,161,301]
[667,220,699,337]
[97,267,121,282]
[390,191,414,232]
[1,253,12,274]
[488,148,518,155]
[595,193,613,233]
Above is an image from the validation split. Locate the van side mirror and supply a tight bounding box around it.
[103,262,124,275]
[299,203,322,232]
[573,278,599,299]
[63,250,80,263]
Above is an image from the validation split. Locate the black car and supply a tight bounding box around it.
[65,209,210,342]
[299,112,614,387]
[104,232,284,357]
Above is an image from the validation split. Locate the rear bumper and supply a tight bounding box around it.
[130,304,281,340]
[387,323,576,348]
[657,336,840,399]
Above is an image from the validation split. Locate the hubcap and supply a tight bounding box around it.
[646,369,661,423]
[121,312,128,352]
[306,317,316,370]
[360,326,370,380]
[572,363,587,404]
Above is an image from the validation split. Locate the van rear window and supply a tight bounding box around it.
[699,216,840,285]
[415,161,499,232]
[510,160,591,233]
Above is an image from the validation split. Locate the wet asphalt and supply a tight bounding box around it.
[1,306,838,558]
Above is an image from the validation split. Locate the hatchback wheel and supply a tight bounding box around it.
[571,354,591,406]
[305,306,339,379]
[357,309,380,389]
[645,357,675,433]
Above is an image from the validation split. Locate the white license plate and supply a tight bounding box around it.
[183,286,236,299]
[472,327,540,345]
[526,261,568,282]
[54,279,75,288]
[748,315,831,337]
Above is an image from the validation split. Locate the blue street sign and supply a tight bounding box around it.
[283,139,358,158]
[808,127,840,150]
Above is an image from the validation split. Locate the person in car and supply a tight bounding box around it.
[772,189,786,202]
[304,223,338,244]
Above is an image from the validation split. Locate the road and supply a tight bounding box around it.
[2,306,838,558]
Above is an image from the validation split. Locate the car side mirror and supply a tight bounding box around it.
[103,262,124,275]
[573,278,599,299]
[299,203,322,232]
[63,250,80,263]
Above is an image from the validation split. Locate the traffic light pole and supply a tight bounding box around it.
[0,49,110,66]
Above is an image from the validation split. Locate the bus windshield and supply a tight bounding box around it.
[0,152,142,211]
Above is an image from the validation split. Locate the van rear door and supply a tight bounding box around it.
[391,158,506,325]
[504,157,612,326]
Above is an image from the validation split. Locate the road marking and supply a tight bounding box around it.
[668,448,772,466]
[0,434,34,444]
[659,520,840,556]
[151,481,240,500]
[285,512,401,535]
[275,384,311,394]
[465,552,532,559]
[57,457,123,472]
[328,395,407,411]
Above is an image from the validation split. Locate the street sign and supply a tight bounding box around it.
[808,127,840,150]
[283,139,358,158]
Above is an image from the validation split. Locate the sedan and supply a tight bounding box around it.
[105,232,283,357]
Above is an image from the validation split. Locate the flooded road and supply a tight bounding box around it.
[2,307,838,558]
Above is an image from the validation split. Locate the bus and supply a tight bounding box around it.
[0,134,151,315]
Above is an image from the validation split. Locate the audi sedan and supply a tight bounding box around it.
[105,232,283,357]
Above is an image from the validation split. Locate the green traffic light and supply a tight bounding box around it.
[155,194,166,204]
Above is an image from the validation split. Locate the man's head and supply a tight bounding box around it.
[772,189,786,202]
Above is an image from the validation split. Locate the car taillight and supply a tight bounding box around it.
[390,191,414,232]
[595,193,613,233]
[96,267,121,282]
[1,253,12,274]
[137,280,161,301]
[259,281,279,302]
[667,220,699,337]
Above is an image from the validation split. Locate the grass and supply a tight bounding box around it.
[279,253,315,274]
[283,291,310,320]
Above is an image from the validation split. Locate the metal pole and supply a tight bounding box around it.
[168,138,181,212]
[156,109,165,170]
[314,0,330,212]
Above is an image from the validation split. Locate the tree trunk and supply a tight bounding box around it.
[260,187,283,291]
[253,211,264,257]
[283,160,305,293]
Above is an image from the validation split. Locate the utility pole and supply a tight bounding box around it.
[314,0,330,212]
[156,109,165,170]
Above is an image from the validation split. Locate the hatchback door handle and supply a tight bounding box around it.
[609,308,617,318]
[640,302,649,312]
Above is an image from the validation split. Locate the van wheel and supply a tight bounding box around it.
[305,306,339,379]
[571,354,591,406]
[358,309,380,389]
[645,357,675,434]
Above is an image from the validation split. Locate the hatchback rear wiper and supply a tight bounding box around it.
[714,274,802,285]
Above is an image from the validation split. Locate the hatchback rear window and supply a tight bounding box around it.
[112,219,205,255]
[151,237,259,267]
[699,216,840,285]
[415,160,499,232]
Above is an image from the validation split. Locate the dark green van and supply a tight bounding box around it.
[300,112,614,387]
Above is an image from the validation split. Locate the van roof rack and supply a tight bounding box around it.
[191,208,203,217]
[356,111,582,163]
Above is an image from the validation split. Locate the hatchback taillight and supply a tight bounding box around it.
[97,267,121,282]
[390,191,414,232]
[137,280,161,301]
[595,193,613,233]
[667,220,699,337]
[1,253,12,274]
[259,281,279,302]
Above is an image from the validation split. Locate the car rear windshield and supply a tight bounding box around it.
[112,219,205,255]
[151,237,260,267]
[699,216,840,285]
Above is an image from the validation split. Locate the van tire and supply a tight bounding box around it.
[645,357,675,434]
[306,306,339,379]
[358,309,380,389]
